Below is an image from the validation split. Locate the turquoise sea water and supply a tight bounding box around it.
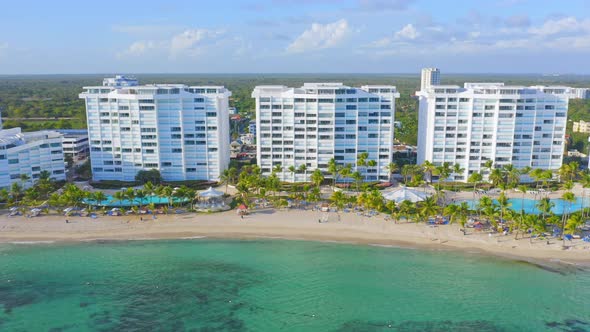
[461,197,585,215]
[0,239,589,331]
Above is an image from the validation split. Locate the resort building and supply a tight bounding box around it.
[573,120,590,134]
[417,82,570,181]
[420,68,441,91]
[252,83,400,182]
[57,129,89,161]
[0,127,66,189]
[79,76,231,182]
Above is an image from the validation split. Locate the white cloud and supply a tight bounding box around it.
[117,41,159,57]
[395,24,420,40]
[287,19,350,53]
[529,17,590,36]
[170,29,225,57]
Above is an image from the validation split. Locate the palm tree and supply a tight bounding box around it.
[272,164,283,175]
[352,171,363,192]
[497,192,510,225]
[483,160,494,176]
[467,172,482,198]
[310,169,324,190]
[456,202,471,229]
[298,164,307,178]
[418,196,439,222]
[327,158,340,190]
[92,191,107,209]
[565,214,583,236]
[529,168,543,189]
[398,200,415,222]
[452,163,465,186]
[477,195,493,220]
[386,162,398,182]
[220,169,230,193]
[561,188,576,246]
[433,162,452,191]
[19,173,31,189]
[9,182,23,205]
[287,165,297,182]
[444,203,460,224]
[580,173,590,218]
[489,168,504,188]
[422,161,436,184]
[330,191,347,210]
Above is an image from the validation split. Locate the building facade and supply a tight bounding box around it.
[573,120,590,133]
[0,127,66,189]
[252,83,400,182]
[417,83,570,181]
[420,68,441,91]
[57,129,89,161]
[79,77,231,182]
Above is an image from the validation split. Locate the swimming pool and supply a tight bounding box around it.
[459,197,585,215]
[83,195,189,207]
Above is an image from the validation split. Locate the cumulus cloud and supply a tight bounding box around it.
[170,29,225,57]
[395,24,420,40]
[364,15,590,57]
[117,28,229,59]
[287,19,350,53]
[117,41,159,57]
[529,16,590,36]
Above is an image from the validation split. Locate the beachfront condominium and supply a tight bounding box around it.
[417,82,571,181]
[420,68,440,91]
[252,83,400,182]
[0,127,66,189]
[79,76,231,182]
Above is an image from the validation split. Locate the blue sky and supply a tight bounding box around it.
[1,0,590,74]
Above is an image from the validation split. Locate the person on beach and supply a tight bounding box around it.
[140,217,143,222]
[65,219,69,224]
[241,215,243,220]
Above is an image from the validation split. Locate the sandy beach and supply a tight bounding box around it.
[1,208,589,266]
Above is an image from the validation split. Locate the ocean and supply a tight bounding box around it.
[0,239,589,331]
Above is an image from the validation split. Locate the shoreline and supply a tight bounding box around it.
[1,209,589,267]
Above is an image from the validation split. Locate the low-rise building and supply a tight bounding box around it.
[573,120,590,133]
[0,127,66,189]
[57,129,89,161]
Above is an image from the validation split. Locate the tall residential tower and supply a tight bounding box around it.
[80,76,231,182]
[420,68,441,91]
[252,83,400,182]
[417,82,570,181]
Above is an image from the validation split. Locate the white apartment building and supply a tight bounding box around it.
[57,129,89,161]
[421,68,441,91]
[573,120,590,133]
[0,127,66,189]
[252,83,400,182]
[417,83,570,181]
[79,76,231,182]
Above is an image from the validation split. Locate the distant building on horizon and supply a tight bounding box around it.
[417,82,571,182]
[79,76,231,182]
[252,83,400,182]
[421,68,441,91]
[0,127,65,189]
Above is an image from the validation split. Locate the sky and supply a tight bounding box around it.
[1,0,590,74]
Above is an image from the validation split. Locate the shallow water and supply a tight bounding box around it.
[0,239,589,331]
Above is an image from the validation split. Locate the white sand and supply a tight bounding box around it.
[1,208,589,265]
